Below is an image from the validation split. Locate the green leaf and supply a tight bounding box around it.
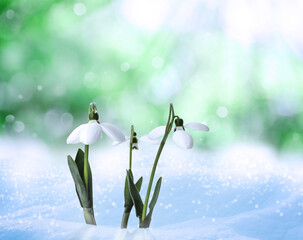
[75,187,83,208]
[74,148,93,205]
[124,170,133,202]
[140,177,162,228]
[87,160,93,205]
[149,177,162,210]
[74,149,85,207]
[124,173,143,215]
[126,170,143,219]
[121,174,143,228]
[67,155,91,208]
[124,169,134,209]
[75,149,85,182]
[135,176,143,192]
[124,176,132,210]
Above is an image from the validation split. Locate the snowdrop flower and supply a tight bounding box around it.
[147,118,209,149]
[67,103,125,145]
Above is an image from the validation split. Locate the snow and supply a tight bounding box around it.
[0,138,303,240]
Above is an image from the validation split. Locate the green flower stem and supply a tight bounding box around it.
[129,125,134,170]
[141,104,175,222]
[121,125,135,229]
[84,144,89,195]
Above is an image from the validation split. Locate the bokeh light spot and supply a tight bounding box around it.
[6,9,15,19]
[44,109,73,138]
[13,121,25,133]
[60,113,73,128]
[217,106,228,118]
[5,115,15,123]
[120,62,130,72]
[73,3,86,16]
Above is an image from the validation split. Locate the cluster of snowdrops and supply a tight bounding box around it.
[67,103,209,228]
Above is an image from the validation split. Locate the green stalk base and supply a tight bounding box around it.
[139,222,150,228]
[83,207,97,225]
[121,211,130,228]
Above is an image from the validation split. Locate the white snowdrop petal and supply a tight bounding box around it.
[112,136,130,146]
[112,140,122,146]
[147,126,166,140]
[101,123,126,143]
[140,135,161,144]
[172,130,193,149]
[66,124,85,144]
[185,122,209,131]
[79,121,103,145]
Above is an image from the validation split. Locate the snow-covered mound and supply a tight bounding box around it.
[0,138,302,240]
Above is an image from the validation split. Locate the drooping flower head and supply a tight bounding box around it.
[173,117,209,149]
[67,102,125,145]
[147,117,209,149]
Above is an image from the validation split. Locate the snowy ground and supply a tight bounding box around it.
[0,137,303,240]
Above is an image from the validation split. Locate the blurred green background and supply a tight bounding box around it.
[0,0,303,153]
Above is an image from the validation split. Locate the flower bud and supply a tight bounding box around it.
[174,118,185,131]
[175,118,184,127]
[132,132,139,150]
[89,102,99,121]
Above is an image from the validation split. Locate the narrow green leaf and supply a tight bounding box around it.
[75,148,85,182]
[124,169,133,209]
[74,149,85,207]
[67,155,91,208]
[140,177,162,228]
[149,177,162,210]
[75,187,83,208]
[124,176,132,210]
[87,160,93,205]
[124,174,143,213]
[128,169,134,180]
[135,177,143,192]
[74,149,93,205]
[126,170,143,219]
